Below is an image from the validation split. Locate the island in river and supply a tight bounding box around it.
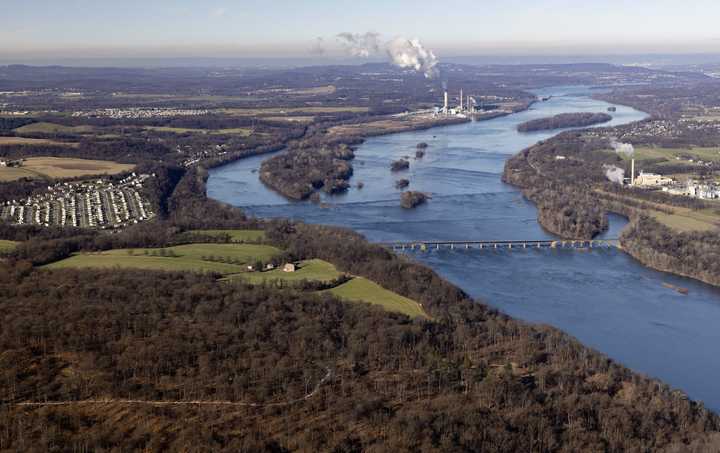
[207,86,720,413]
[517,112,612,132]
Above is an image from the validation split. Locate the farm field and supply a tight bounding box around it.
[327,277,428,318]
[0,136,77,147]
[264,116,315,123]
[232,259,343,284]
[0,240,18,253]
[220,106,369,116]
[43,243,280,275]
[0,166,40,181]
[143,126,253,136]
[0,157,135,181]
[189,229,266,242]
[14,122,96,135]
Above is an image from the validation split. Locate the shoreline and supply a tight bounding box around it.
[201,100,536,200]
[204,92,720,291]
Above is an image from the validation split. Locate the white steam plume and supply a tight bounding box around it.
[604,164,625,184]
[336,32,381,58]
[332,32,440,79]
[386,37,439,79]
[610,139,634,156]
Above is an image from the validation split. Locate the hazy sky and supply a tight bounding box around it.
[3,0,720,58]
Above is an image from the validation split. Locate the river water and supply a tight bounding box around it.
[208,86,720,410]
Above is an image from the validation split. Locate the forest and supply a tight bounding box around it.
[259,146,355,200]
[0,163,719,451]
[3,63,720,451]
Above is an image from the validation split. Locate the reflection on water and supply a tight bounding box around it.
[208,86,720,410]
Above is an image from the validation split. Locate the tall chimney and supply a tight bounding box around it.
[444,91,448,114]
[631,159,635,186]
[460,89,463,111]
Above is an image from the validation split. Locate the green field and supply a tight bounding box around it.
[327,277,427,318]
[43,243,280,275]
[626,146,720,163]
[230,259,343,284]
[0,240,18,253]
[230,257,427,317]
[596,189,719,232]
[14,122,96,135]
[190,229,266,242]
[144,126,253,136]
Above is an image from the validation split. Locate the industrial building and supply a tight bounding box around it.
[435,88,477,117]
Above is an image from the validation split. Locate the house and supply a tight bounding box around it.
[265,263,275,270]
[282,263,296,273]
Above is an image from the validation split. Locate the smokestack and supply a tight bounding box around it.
[460,89,463,111]
[444,91,448,114]
[631,159,635,186]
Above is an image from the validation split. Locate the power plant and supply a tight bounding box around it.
[437,88,475,117]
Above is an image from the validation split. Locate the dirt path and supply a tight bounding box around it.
[13,367,332,409]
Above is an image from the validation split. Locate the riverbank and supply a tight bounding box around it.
[207,87,720,411]
[502,129,720,289]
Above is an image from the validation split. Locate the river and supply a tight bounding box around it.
[207,86,720,411]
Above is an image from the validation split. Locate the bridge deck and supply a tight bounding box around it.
[380,238,620,249]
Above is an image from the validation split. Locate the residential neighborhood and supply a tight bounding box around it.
[0,173,155,228]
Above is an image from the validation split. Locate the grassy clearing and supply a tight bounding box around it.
[143,126,253,136]
[650,208,720,232]
[0,157,134,181]
[190,229,266,242]
[14,122,95,135]
[626,146,720,163]
[327,277,427,318]
[231,259,343,284]
[44,243,280,275]
[596,189,719,232]
[0,240,18,253]
[0,136,77,147]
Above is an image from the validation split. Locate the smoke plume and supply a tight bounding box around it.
[386,37,439,79]
[604,164,625,184]
[610,139,634,156]
[330,32,441,79]
[336,32,381,58]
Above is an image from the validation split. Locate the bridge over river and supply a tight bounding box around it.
[381,238,620,251]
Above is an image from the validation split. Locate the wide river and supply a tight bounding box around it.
[208,86,720,410]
